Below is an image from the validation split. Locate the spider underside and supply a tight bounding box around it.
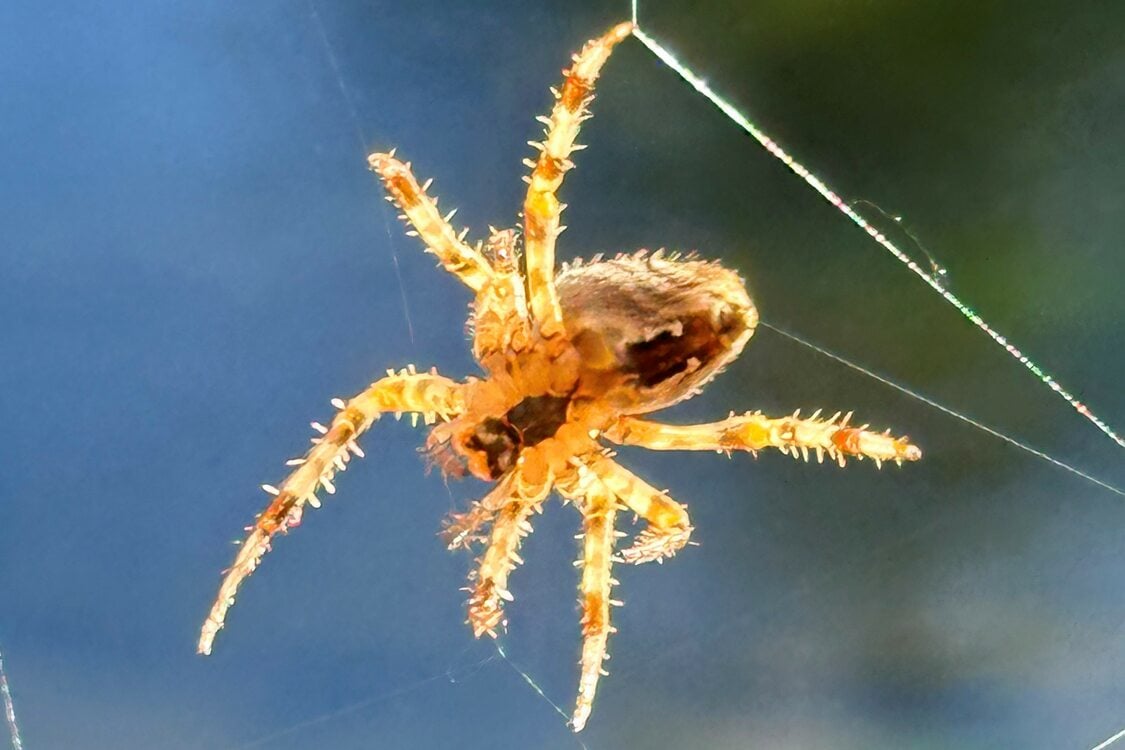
[198,22,921,732]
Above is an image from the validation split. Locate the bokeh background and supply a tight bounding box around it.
[2,1,1123,748]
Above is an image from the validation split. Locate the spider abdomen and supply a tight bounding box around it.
[557,252,759,412]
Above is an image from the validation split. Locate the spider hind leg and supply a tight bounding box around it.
[569,472,622,732]
[606,411,922,467]
[589,455,693,565]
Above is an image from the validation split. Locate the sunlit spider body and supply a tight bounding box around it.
[198,22,921,731]
[435,248,757,484]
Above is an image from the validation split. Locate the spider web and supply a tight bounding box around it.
[233,2,1125,748]
[11,2,1121,748]
[0,644,24,750]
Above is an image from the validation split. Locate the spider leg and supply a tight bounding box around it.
[566,469,621,732]
[472,227,531,367]
[605,411,923,467]
[463,472,551,638]
[198,367,465,656]
[586,454,693,565]
[440,496,498,552]
[369,152,495,292]
[522,21,633,336]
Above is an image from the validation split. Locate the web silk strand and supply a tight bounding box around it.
[307,0,416,346]
[1091,728,1125,750]
[760,322,1124,498]
[0,646,24,750]
[494,643,590,748]
[630,26,1125,452]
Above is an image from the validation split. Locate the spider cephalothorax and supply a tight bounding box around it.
[198,22,920,732]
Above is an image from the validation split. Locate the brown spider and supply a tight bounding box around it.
[198,21,921,731]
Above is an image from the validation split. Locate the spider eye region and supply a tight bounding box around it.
[463,418,521,480]
[459,396,571,481]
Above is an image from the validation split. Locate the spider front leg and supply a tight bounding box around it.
[523,22,632,336]
[198,367,464,656]
[370,156,531,368]
[460,471,552,638]
[605,411,922,467]
[369,152,496,292]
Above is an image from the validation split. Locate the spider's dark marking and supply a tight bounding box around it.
[626,308,746,387]
[462,396,571,480]
[465,418,521,478]
[557,252,758,410]
[506,394,571,446]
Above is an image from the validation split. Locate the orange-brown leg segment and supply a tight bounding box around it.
[369,152,495,293]
[605,411,923,468]
[570,474,620,732]
[472,228,531,368]
[440,486,504,553]
[464,470,552,637]
[587,454,692,565]
[198,367,465,656]
[523,22,633,336]
[467,499,535,638]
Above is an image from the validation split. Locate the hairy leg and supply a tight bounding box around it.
[523,22,633,336]
[439,482,507,552]
[472,227,531,367]
[605,411,923,467]
[369,152,495,292]
[586,455,692,565]
[569,474,620,732]
[462,468,552,637]
[198,367,464,655]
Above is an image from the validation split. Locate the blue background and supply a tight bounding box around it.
[2,1,1123,748]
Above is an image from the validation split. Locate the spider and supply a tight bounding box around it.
[198,21,922,732]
